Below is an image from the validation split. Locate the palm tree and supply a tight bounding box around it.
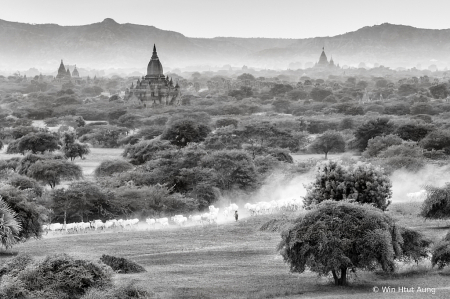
[0,196,21,249]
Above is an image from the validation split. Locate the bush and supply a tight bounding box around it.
[0,253,113,299]
[420,130,450,153]
[354,118,395,151]
[94,160,134,177]
[303,160,392,210]
[80,282,152,299]
[99,255,146,274]
[432,240,450,269]
[362,134,403,158]
[420,184,450,220]
[395,121,435,141]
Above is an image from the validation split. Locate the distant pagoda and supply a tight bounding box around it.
[314,47,339,68]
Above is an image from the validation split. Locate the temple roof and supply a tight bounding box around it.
[318,47,328,65]
[57,59,66,77]
[72,65,80,77]
[146,44,164,78]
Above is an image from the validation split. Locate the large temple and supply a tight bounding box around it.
[55,60,81,82]
[125,44,180,106]
[315,47,339,68]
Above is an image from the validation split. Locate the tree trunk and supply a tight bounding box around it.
[332,267,348,286]
[324,151,328,160]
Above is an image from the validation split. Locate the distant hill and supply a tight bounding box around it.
[0,19,448,72]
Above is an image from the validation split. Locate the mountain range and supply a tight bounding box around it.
[0,18,449,73]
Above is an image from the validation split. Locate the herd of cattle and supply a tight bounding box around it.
[42,191,426,234]
[41,200,302,234]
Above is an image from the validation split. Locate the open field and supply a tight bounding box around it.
[2,204,450,299]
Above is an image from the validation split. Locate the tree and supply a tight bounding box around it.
[410,103,434,115]
[122,140,175,165]
[117,114,142,129]
[27,160,83,188]
[398,84,418,96]
[303,160,392,210]
[420,184,450,220]
[362,134,403,158]
[309,130,345,159]
[272,98,291,113]
[94,160,134,178]
[200,150,258,191]
[16,132,60,154]
[270,84,293,96]
[432,232,450,269]
[0,186,50,240]
[310,87,332,101]
[354,118,395,151]
[237,73,255,81]
[420,130,450,153]
[395,122,435,141]
[429,84,449,99]
[63,142,90,161]
[278,201,426,286]
[161,119,211,147]
[228,86,253,100]
[339,118,354,130]
[50,181,112,223]
[0,196,21,249]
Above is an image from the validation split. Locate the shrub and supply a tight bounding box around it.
[7,174,43,196]
[420,184,450,220]
[362,134,403,158]
[420,130,450,153]
[0,254,113,299]
[354,118,395,151]
[94,160,134,178]
[303,160,392,210]
[80,282,152,299]
[99,255,146,274]
[161,119,211,147]
[395,121,435,141]
[432,240,450,269]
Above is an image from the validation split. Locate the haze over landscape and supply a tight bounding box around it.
[2,1,450,298]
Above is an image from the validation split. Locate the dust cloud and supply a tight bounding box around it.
[390,164,450,203]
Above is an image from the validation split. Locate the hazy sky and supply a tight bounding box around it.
[1,0,449,38]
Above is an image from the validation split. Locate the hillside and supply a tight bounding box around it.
[0,19,449,71]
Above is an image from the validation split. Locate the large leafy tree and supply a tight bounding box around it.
[200,150,258,191]
[278,201,428,286]
[395,122,435,142]
[303,160,392,210]
[362,134,403,158]
[310,87,332,101]
[50,181,112,222]
[0,196,21,249]
[309,130,345,159]
[161,119,211,147]
[27,160,83,188]
[354,118,395,151]
[12,132,60,154]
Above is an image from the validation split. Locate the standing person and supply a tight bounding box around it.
[234,210,238,221]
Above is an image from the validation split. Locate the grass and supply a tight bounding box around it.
[3,210,449,299]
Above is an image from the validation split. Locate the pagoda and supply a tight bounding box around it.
[125,44,180,106]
